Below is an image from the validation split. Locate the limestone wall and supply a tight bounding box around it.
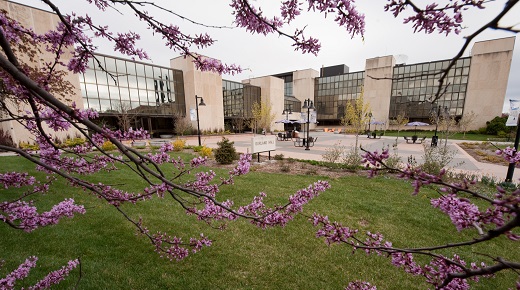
[0,0,83,145]
[170,56,225,133]
[465,37,515,129]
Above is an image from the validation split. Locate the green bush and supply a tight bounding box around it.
[420,144,456,174]
[214,137,237,164]
[485,116,510,135]
[192,145,203,152]
[274,154,284,160]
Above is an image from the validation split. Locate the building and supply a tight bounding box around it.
[0,0,516,145]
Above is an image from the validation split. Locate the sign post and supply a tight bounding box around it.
[505,99,520,182]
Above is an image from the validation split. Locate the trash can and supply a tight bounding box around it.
[431,135,438,147]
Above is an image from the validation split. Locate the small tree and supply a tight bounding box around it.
[114,101,137,132]
[392,111,409,145]
[341,89,371,154]
[458,111,476,138]
[250,100,276,134]
[172,112,192,136]
[231,117,246,133]
[439,115,458,149]
[214,137,237,164]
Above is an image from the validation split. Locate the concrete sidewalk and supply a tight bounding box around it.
[181,132,520,182]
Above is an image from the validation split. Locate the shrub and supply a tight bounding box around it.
[19,142,39,151]
[341,147,362,168]
[274,154,284,160]
[214,137,237,164]
[0,128,15,149]
[485,116,510,135]
[101,140,117,151]
[199,146,213,158]
[63,137,86,148]
[172,139,186,152]
[420,144,457,174]
[497,181,518,191]
[385,147,402,171]
[192,145,203,152]
[322,141,346,164]
[279,162,291,172]
[497,130,509,138]
[481,175,497,187]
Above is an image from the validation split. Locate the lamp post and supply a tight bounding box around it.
[431,105,448,147]
[195,95,206,146]
[283,107,293,132]
[302,99,315,151]
[505,116,520,182]
[282,108,292,120]
[367,112,373,132]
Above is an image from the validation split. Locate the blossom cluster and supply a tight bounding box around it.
[496,146,520,164]
[152,232,212,261]
[311,212,489,289]
[384,0,485,35]
[0,172,36,189]
[0,256,79,289]
[239,180,331,228]
[0,199,86,232]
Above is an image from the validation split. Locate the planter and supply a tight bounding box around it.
[149,139,170,148]
[131,141,147,148]
[160,134,173,139]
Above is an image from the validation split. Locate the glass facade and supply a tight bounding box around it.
[274,74,301,112]
[79,54,185,116]
[222,80,261,119]
[314,71,365,123]
[284,97,301,114]
[389,57,471,121]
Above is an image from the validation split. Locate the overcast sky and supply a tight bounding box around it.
[13,0,520,112]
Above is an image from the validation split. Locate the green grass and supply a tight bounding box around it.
[381,130,508,142]
[1,155,519,289]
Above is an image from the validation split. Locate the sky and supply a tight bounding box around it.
[12,0,520,112]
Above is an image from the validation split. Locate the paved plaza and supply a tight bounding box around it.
[181,131,520,182]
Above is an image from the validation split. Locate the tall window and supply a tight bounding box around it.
[79,54,185,116]
[314,71,365,122]
[222,80,261,119]
[389,57,471,121]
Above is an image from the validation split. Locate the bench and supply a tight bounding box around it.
[294,137,317,147]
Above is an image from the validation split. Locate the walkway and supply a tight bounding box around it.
[180,132,520,182]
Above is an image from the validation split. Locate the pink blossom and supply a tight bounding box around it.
[0,256,37,289]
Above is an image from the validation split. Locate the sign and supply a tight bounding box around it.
[310,111,317,123]
[301,112,307,122]
[300,111,317,123]
[251,136,276,153]
[506,99,520,126]
[190,109,196,121]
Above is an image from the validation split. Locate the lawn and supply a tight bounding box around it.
[1,154,518,289]
[381,130,509,142]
